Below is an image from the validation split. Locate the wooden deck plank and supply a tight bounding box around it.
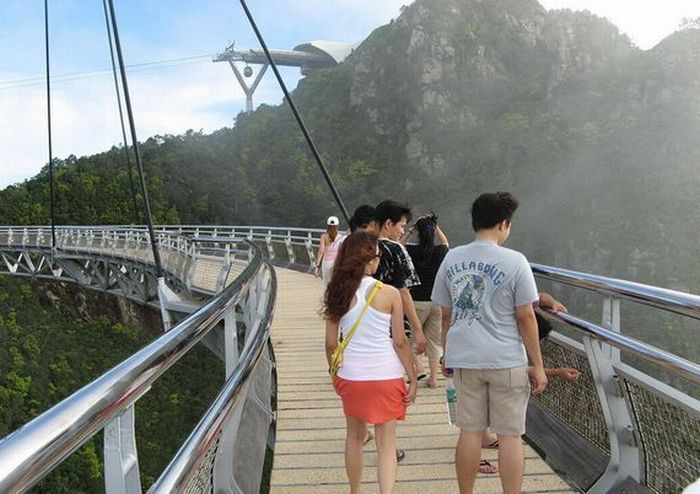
[270,268,575,493]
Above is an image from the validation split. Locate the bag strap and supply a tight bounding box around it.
[338,281,383,352]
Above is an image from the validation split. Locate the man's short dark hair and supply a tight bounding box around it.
[471,191,519,231]
[349,205,378,232]
[376,200,411,226]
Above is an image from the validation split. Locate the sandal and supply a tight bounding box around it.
[482,438,499,450]
[363,431,374,446]
[396,449,406,463]
[416,373,427,381]
[479,459,498,474]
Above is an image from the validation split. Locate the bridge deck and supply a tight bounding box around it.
[270,268,576,493]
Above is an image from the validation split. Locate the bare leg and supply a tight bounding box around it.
[481,428,498,448]
[455,429,483,494]
[428,357,439,387]
[498,434,524,494]
[345,417,367,494]
[413,353,425,376]
[374,420,398,494]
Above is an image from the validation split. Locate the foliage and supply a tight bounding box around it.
[0,277,223,492]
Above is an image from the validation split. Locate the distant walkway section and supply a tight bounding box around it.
[269,268,575,493]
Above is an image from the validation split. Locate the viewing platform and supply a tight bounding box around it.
[270,268,576,493]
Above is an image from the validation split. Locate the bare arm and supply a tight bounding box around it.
[538,292,567,313]
[516,303,547,394]
[399,287,425,354]
[390,289,417,403]
[435,225,449,247]
[315,235,327,277]
[325,319,339,369]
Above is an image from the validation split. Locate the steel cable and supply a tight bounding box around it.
[237,0,351,223]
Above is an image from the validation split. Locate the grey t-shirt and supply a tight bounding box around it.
[431,240,538,369]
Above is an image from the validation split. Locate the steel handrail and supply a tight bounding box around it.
[4,227,699,321]
[149,263,277,492]
[0,244,264,493]
[541,310,700,384]
[532,263,700,320]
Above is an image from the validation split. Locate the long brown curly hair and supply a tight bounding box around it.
[323,231,379,322]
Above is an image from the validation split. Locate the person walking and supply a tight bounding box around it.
[325,231,417,494]
[315,215,344,287]
[431,192,547,494]
[406,213,449,388]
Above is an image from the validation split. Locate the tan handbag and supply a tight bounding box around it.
[329,281,383,379]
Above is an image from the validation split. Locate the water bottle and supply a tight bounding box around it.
[445,373,457,425]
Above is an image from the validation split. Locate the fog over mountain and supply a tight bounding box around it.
[2,0,699,344]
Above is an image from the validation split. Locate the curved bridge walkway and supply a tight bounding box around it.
[270,268,576,493]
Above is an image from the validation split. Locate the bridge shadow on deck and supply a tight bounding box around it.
[269,268,576,494]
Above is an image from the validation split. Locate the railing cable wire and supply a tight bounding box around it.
[101,0,141,225]
[106,0,163,277]
[237,0,350,223]
[43,0,56,248]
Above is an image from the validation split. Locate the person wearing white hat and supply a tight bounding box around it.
[316,215,345,287]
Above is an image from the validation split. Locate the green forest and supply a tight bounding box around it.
[0,277,223,492]
[1,0,699,489]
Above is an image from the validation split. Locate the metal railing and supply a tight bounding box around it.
[530,265,700,494]
[0,229,277,493]
[1,225,699,493]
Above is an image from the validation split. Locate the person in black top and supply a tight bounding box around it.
[406,213,449,388]
[374,200,426,355]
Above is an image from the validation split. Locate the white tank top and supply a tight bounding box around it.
[337,277,405,381]
[323,234,345,264]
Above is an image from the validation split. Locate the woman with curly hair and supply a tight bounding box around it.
[324,231,417,494]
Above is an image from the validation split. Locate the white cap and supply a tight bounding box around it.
[327,215,340,226]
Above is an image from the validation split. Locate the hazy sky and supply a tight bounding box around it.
[1,0,698,189]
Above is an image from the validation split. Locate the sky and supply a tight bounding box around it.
[1,0,699,189]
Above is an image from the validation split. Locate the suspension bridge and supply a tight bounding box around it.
[2,0,699,491]
[0,225,697,493]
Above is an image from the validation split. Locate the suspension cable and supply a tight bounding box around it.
[237,0,350,224]
[101,0,140,225]
[44,0,56,248]
[106,0,163,277]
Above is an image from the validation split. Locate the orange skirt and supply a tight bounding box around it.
[333,376,407,424]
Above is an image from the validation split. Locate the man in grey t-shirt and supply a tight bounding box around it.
[431,192,547,494]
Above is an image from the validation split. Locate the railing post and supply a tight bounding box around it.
[224,306,239,378]
[265,230,274,260]
[284,231,295,266]
[305,233,316,272]
[103,405,141,494]
[585,296,641,493]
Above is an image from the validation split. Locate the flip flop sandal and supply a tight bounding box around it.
[479,459,498,474]
[482,438,499,449]
[416,373,427,381]
[363,431,374,446]
[396,449,406,463]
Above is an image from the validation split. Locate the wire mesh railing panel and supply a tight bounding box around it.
[623,379,700,493]
[182,434,219,494]
[231,357,274,494]
[533,337,610,454]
